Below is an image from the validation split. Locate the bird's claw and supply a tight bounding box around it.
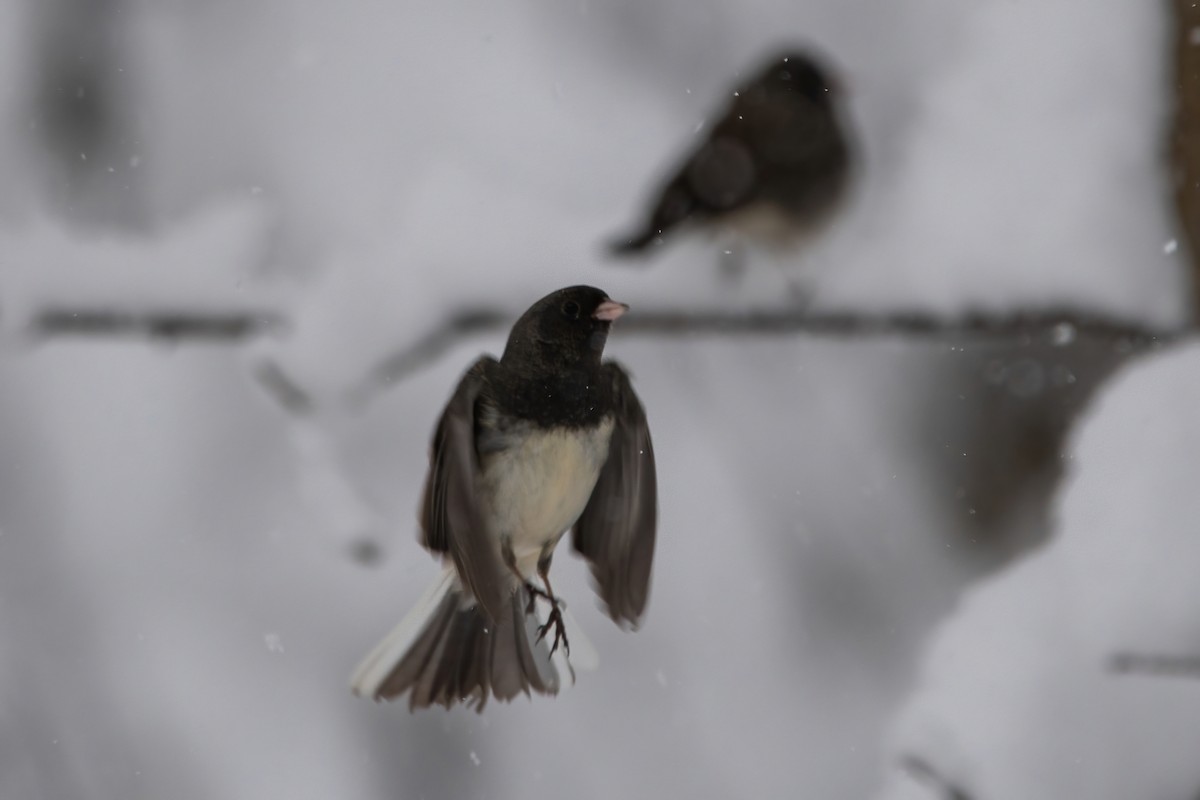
[524,582,553,612]
[536,606,570,657]
[524,582,569,655]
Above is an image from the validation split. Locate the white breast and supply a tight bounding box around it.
[480,418,615,574]
[719,203,816,251]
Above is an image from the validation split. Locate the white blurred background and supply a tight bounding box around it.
[1,1,1197,798]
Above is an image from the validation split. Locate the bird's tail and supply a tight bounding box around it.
[608,182,695,258]
[349,566,596,711]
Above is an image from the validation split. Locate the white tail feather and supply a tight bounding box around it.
[349,566,457,697]
[350,568,598,704]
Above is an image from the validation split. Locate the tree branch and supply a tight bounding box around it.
[18,302,1189,410]
[349,304,1187,404]
[347,309,507,406]
[900,754,974,800]
[251,358,316,416]
[245,355,389,566]
[1110,651,1200,679]
[29,308,286,342]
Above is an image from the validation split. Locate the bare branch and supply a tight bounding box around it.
[900,754,974,800]
[593,306,1178,343]
[251,358,316,416]
[245,355,389,566]
[1110,652,1200,679]
[18,302,1188,410]
[29,308,286,342]
[349,304,1187,404]
[347,309,507,406]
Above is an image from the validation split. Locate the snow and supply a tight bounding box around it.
[837,0,1179,317]
[875,341,1200,800]
[0,200,280,332]
[0,0,1191,798]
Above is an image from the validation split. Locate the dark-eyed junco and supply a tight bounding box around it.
[609,49,853,263]
[350,286,657,710]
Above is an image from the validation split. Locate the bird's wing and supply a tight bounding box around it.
[684,135,758,211]
[420,357,509,623]
[745,98,845,168]
[571,363,658,627]
[609,135,756,255]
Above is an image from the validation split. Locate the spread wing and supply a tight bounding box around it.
[572,364,658,627]
[419,357,508,623]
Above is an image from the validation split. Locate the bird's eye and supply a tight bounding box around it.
[561,300,581,319]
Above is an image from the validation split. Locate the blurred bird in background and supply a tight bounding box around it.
[608,48,855,297]
[351,286,657,711]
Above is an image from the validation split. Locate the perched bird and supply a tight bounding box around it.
[350,286,657,710]
[609,49,853,264]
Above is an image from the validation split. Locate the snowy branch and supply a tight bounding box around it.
[245,356,390,566]
[1109,652,1200,679]
[28,308,286,342]
[18,302,1188,410]
[899,754,974,800]
[251,358,316,416]
[348,308,507,405]
[349,305,1186,403]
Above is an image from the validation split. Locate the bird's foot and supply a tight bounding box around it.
[536,604,570,657]
[523,582,556,612]
[524,581,569,655]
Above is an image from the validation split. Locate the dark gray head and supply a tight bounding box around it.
[502,285,627,372]
[752,50,839,108]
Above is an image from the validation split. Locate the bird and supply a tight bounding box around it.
[350,285,657,711]
[608,48,853,270]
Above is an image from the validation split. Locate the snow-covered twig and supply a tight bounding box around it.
[245,355,389,566]
[251,358,316,416]
[350,305,1185,404]
[28,308,285,342]
[1110,652,1200,679]
[347,308,507,406]
[900,754,974,800]
[22,303,1180,353]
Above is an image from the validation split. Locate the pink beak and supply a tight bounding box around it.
[592,299,629,322]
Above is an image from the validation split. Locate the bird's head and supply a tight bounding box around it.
[502,285,627,372]
[757,50,840,107]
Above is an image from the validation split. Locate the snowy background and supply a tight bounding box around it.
[0,1,1195,798]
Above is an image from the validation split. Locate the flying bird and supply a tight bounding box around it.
[350,286,657,710]
[609,49,853,270]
